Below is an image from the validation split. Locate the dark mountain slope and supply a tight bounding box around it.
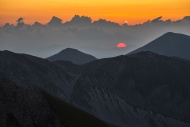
[0,50,111,126]
[70,51,190,126]
[53,61,82,75]
[129,32,190,60]
[44,91,110,127]
[0,50,74,99]
[0,78,110,127]
[0,79,64,127]
[47,48,97,64]
[1,50,190,127]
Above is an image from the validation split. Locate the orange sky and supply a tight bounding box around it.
[0,0,190,26]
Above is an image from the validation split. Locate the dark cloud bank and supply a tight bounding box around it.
[0,15,190,58]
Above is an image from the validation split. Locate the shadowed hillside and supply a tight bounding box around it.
[0,79,111,127]
[0,79,64,127]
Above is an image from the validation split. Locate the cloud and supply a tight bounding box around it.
[32,21,43,27]
[64,15,92,27]
[48,16,62,26]
[93,19,120,28]
[0,15,190,58]
[174,16,190,24]
[16,17,25,28]
[151,16,162,23]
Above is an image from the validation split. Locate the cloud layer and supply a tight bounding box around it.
[0,15,190,58]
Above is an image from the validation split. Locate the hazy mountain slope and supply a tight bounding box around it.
[0,79,64,127]
[70,51,190,127]
[47,48,97,64]
[129,32,190,60]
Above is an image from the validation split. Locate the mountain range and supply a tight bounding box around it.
[0,32,190,127]
[1,51,190,126]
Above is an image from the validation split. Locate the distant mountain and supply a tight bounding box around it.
[47,48,97,64]
[129,32,190,60]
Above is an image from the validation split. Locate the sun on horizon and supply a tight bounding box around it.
[117,43,127,48]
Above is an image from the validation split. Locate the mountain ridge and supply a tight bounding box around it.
[129,32,190,60]
[47,48,97,64]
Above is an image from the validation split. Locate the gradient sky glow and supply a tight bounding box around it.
[0,0,190,26]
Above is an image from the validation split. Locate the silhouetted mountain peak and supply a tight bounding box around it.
[47,48,97,64]
[162,32,188,38]
[163,32,175,35]
[60,48,80,53]
[129,32,190,60]
[57,48,90,56]
[154,32,190,46]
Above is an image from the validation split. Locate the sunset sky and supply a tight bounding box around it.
[0,0,190,26]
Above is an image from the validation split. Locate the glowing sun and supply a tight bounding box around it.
[116,43,127,48]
